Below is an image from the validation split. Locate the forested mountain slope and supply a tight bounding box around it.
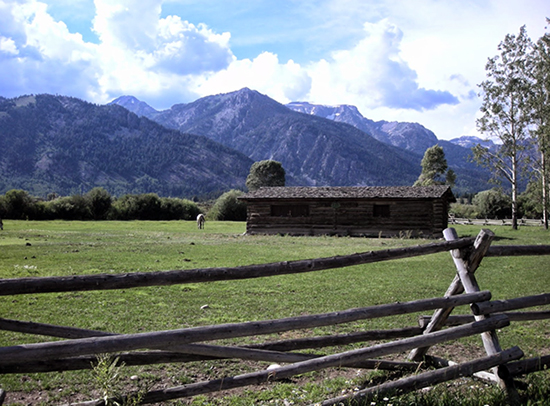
[0,94,252,197]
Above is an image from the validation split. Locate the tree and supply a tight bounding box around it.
[46,195,91,220]
[473,189,512,219]
[518,180,544,219]
[414,145,455,187]
[527,22,550,229]
[245,160,286,192]
[86,187,112,220]
[3,189,36,219]
[159,197,200,220]
[112,193,162,220]
[474,26,533,230]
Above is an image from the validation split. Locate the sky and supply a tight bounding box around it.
[1,0,549,140]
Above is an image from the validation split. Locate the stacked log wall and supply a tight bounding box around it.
[246,198,446,237]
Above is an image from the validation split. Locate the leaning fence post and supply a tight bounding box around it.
[409,227,491,361]
[442,228,519,398]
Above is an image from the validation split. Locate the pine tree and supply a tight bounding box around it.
[414,145,454,187]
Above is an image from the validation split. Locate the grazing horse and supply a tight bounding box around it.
[197,213,205,229]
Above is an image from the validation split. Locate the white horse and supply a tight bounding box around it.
[197,213,205,229]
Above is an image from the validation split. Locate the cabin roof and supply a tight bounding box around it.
[240,186,455,201]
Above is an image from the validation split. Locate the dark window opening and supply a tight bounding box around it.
[373,204,391,218]
[271,205,310,217]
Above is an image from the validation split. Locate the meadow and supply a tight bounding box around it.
[0,220,549,405]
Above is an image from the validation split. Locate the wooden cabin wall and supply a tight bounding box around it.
[245,198,449,237]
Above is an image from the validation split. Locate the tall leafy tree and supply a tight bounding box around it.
[474,26,533,230]
[246,160,286,192]
[527,23,550,229]
[414,145,455,187]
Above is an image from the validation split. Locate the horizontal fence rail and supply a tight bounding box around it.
[486,245,550,257]
[0,291,491,365]
[0,238,476,296]
[472,293,550,315]
[317,346,525,406]
[65,316,512,406]
[1,240,549,297]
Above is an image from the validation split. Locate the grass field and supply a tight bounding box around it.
[0,220,549,405]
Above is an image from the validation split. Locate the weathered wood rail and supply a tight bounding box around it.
[449,217,546,227]
[0,227,549,406]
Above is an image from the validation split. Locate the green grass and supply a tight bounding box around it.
[0,220,549,405]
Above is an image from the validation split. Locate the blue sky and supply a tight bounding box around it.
[1,0,549,140]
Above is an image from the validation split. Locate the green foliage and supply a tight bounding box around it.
[527,23,550,227]
[473,188,512,219]
[0,189,200,221]
[209,189,247,221]
[45,195,92,220]
[111,193,162,220]
[87,187,113,220]
[245,160,285,191]
[414,145,455,187]
[519,180,544,218]
[92,354,148,406]
[449,202,478,219]
[0,194,5,217]
[474,25,534,229]
[159,197,201,221]
[2,189,37,219]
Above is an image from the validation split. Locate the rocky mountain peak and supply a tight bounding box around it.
[109,95,158,118]
[450,135,497,151]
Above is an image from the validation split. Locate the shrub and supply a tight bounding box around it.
[473,188,512,219]
[111,193,162,220]
[159,197,201,220]
[518,181,544,219]
[449,203,478,219]
[2,189,37,219]
[86,187,112,220]
[46,195,92,220]
[209,190,247,221]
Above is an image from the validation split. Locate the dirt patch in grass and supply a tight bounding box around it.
[1,343,494,405]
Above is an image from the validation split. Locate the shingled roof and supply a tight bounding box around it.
[240,186,455,201]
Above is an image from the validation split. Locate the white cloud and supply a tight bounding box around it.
[92,0,162,51]
[0,0,100,98]
[195,52,312,103]
[0,36,18,55]
[306,19,458,111]
[0,0,548,140]
[153,15,233,74]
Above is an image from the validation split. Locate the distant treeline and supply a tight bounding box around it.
[0,188,201,221]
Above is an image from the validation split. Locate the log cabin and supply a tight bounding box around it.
[239,186,455,238]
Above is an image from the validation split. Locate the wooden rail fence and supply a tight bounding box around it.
[0,227,549,405]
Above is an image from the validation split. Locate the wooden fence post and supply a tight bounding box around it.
[409,227,491,361]
[442,228,518,397]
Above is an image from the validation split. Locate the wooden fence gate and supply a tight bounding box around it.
[0,227,549,405]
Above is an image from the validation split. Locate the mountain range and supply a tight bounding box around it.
[0,88,492,198]
[111,88,492,194]
[0,94,252,197]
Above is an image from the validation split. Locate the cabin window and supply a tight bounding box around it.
[271,204,309,217]
[373,204,390,218]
